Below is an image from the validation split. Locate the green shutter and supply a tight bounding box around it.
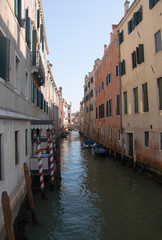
[32,29,37,51]
[143,83,149,112]
[140,5,143,21]
[42,35,44,52]
[158,78,162,110]
[0,37,10,81]
[41,93,43,109]
[26,10,31,49]
[116,95,120,115]
[31,81,35,104]
[106,101,109,117]
[40,24,43,42]
[149,0,155,9]
[124,91,127,114]
[37,9,40,28]
[139,44,144,63]
[128,20,131,34]
[133,11,139,27]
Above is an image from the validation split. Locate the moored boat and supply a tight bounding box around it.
[81,138,96,148]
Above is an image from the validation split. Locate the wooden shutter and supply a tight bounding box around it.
[128,20,131,34]
[149,0,155,9]
[32,29,37,51]
[116,95,120,115]
[143,83,149,112]
[26,9,31,49]
[158,78,162,110]
[40,24,43,42]
[37,9,40,29]
[0,37,10,81]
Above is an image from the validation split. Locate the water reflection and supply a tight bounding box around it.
[26,131,162,240]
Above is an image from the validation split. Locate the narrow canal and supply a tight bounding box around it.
[26,131,162,240]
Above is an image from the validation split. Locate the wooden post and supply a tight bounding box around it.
[24,163,38,224]
[1,191,15,240]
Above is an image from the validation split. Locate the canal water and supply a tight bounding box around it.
[26,131,162,240]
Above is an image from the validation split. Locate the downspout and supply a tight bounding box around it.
[118,30,123,135]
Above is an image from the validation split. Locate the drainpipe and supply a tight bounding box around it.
[118,30,123,135]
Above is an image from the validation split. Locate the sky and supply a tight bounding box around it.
[42,0,133,113]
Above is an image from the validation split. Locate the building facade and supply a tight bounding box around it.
[119,0,162,169]
[0,0,62,238]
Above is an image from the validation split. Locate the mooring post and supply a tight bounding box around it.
[23,163,38,224]
[1,191,15,240]
[36,138,46,198]
[56,142,61,184]
[49,140,55,190]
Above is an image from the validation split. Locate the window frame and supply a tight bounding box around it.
[157,77,162,110]
[123,91,128,114]
[160,132,162,151]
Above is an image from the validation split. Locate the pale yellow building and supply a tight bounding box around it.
[119,0,162,169]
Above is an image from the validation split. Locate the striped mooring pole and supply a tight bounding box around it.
[53,133,56,152]
[47,130,51,150]
[36,139,45,198]
[49,140,54,190]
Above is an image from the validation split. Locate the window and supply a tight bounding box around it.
[155,30,162,53]
[25,71,29,100]
[15,54,21,92]
[142,83,149,112]
[115,64,119,77]
[132,51,137,68]
[88,82,90,87]
[106,75,108,86]
[119,30,124,44]
[123,91,128,114]
[37,9,40,28]
[149,0,160,9]
[25,129,28,156]
[106,74,111,86]
[119,60,126,76]
[128,6,143,34]
[133,87,139,113]
[99,104,104,118]
[160,132,162,150]
[0,134,2,180]
[158,78,162,110]
[31,81,35,104]
[116,38,118,49]
[137,44,144,64]
[15,0,21,26]
[15,131,19,165]
[116,95,120,115]
[0,36,10,81]
[108,73,111,83]
[96,107,98,119]
[91,77,93,83]
[144,131,149,147]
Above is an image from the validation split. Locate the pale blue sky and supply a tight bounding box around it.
[42,0,133,113]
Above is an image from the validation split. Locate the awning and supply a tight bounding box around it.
[30,120,53,130]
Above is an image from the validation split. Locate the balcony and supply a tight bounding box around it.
[31,51,45,86]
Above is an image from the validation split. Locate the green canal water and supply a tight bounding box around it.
[26,131,162,240]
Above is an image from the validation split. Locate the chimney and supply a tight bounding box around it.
[124,0,130,15]
[104,44,107,53]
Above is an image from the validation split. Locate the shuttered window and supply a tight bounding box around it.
[31,81,35,104]
[132,51,137,68]
[106,75,108,86]
[149,0,160,9]
[37,9,40,28]
[115,64,119,77]
[160,132,162,150]
[96,107,98,119]
[119,60,126,76]
[133,87,139,113]
[137,44,144,64]
[15,131,19,165]
[25,9,31,49]
[144,131,149,147]
[32,29,37,51]
[91,77,93,83]
[116,95,120,115]
[109,99,112,117]
[119,30,124,44]
[123,91,128,114]
[142,83,149,112]
[158,78,162,110]
[40,24,43,42]
[106,101,109,117]
[155,30,162,53]
[128,6,143,34]
[0,37,10,81]
[15,0,21,26]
